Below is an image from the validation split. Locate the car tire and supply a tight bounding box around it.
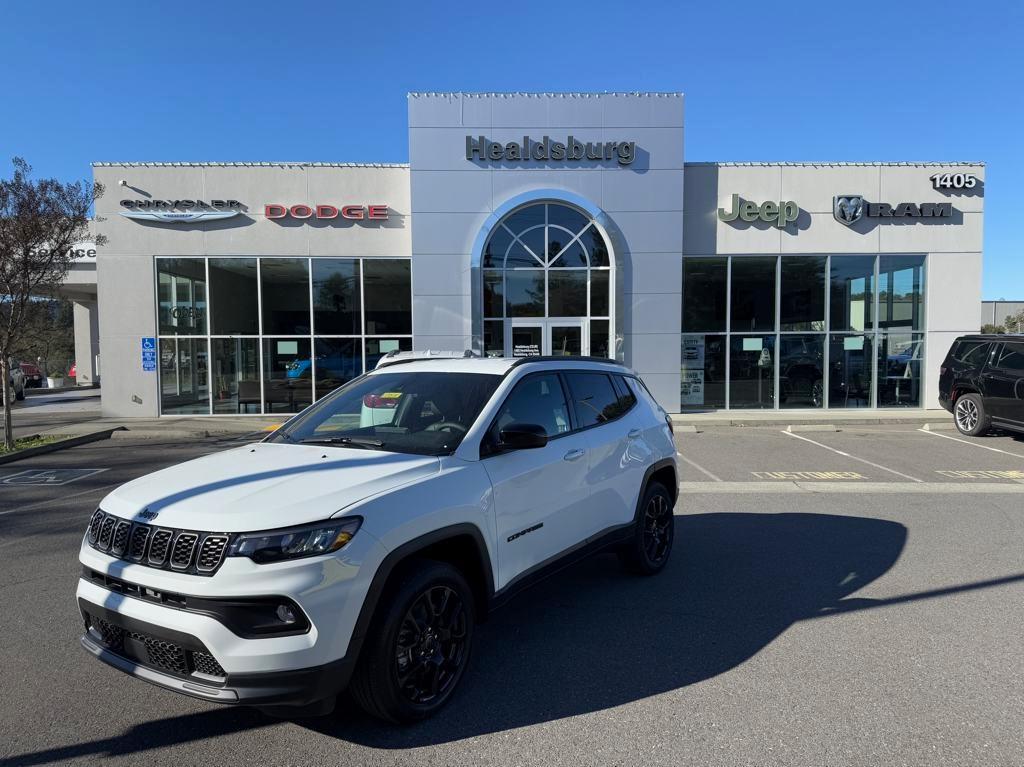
[619,481,675,576]
[953,392,989,436]
[350,559,475,724]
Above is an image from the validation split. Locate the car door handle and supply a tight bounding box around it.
[627,428,642,440]
[563,448,586,461]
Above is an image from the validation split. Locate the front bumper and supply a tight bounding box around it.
[80,602,353,706]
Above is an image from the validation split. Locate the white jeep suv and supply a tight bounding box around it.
[77,356,678,722]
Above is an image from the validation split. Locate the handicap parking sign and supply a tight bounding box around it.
[142,337,157,372]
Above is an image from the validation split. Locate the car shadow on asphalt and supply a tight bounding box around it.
[0,511,924,764]
[307,511,909,747]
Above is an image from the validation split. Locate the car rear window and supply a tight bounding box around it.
[564,372,623,428]
[952,341,990,366]
[996,343,1024,371]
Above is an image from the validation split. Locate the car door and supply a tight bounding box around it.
[481,371,592,589]
[563,371,651,536]
[982,342,1024,425]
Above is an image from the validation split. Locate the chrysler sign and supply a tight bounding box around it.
[120,199,243,223]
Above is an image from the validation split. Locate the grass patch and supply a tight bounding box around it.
[0,435,63,455]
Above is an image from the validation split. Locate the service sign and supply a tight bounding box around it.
[28,241,97,262]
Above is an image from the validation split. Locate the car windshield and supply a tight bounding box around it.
[267,371,503,456]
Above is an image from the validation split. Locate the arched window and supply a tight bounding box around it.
[481,202,613,358]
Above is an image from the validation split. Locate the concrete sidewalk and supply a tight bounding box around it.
[672,408,954,428]
[35,415,283,440]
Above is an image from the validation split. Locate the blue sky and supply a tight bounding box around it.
[2,1,1020,298]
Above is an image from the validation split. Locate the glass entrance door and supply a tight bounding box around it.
[508,320,585,357]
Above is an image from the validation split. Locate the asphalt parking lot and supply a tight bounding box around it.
[1,427,1022,766]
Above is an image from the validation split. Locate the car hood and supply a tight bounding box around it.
[99,443,439,532]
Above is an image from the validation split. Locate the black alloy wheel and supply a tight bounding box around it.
[619,481,675,575]
[394,585,469,705]
[350,560,475,723]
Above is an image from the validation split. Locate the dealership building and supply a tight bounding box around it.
[89,91,985,417]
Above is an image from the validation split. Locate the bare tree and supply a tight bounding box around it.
[0,158,104,449]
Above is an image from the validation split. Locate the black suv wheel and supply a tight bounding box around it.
[619,481,674,575]
[351,559,474,723]
[954,392,989,437]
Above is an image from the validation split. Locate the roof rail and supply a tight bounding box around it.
[375,349,479,369]
[508,355,629,369]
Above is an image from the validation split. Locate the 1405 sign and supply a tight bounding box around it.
[930,172,978,190]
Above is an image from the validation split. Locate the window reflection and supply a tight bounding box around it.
[781,256,825,331]
[829,335,873,408]
[731,257,776,332]
[729,335,776,409]
[878,255,924,332]
[779,335,824,408]
[830,256,875,332]
[211,338,260,414]
[877,332,922,407]
[157,258,207,335]
[159,338,209,415]
[683,258,727,332]
[261,258,310,335]
[314,339,362,400]
[262,338,312,413]
[312,259,361,335]
[209,258,258,335]
[364,260,412,334]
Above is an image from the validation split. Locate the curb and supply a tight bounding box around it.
[0,427,126,465]
[786,424,839,433]
[110,429,265,440]
[922,422,958,432]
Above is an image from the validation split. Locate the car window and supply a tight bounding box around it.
[612,375,638,413]
[491,373,571,440]
[564,372,622,428]
[268,371,502,456]
[996,343,1024,372]
[953,341,990,366]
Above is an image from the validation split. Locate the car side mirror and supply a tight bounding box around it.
[498,423,548,450]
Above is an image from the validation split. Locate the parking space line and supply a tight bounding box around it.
[0,481,122,518]
[676,452,723,482]
[917,428,1024,459]
[782,430,924,483]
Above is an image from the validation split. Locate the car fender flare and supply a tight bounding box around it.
[346,523,495,661]
[632,457,678,524]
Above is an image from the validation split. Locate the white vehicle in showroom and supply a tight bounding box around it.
[77,355,677,723]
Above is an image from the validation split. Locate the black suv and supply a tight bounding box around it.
[939,335,1024,436]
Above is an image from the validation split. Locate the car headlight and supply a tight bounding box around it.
[225,517,362,564]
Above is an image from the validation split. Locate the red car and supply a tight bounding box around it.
[19,361,43,388]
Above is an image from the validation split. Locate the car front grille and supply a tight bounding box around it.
[85,511,230,576]
[84,611,226,680]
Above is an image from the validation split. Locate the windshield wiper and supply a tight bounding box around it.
[299,435,385,448]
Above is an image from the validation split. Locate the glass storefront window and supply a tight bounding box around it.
[590,270,610,317]
[480,202,615,357]
[729,335,776,409]
[211,338,260,414]
[682,258,727,332]
[779,335,825,408]
[828,334,873,408]
[483,271,504,318]
[590,320,610,359]
[314,338,362,400]
[158,256,412,416]
[157,258,207,335]
[506,271,545,317]
[364,260,412,334]
[781,256,826,331]
[877,332,923,407]
[312,259,361,335]
[366,337,413,370]
[261,258,311,335]
[830,256,875,332]
[209,258,259,335]
[731,257,777,332]
[262,338,313,414]
[879,255,924,332]
[548,271,587,316]
[159,338,209,415]
[680,334,726,409]
[483,320,504,357]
